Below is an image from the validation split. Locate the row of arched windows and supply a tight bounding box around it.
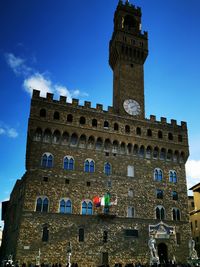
[35,197,181,221]
[38,110,184,142]
[34,128,186,163]
[154,168,177,183]
[41,153,112,174]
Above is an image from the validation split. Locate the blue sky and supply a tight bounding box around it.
[0,0,200,227]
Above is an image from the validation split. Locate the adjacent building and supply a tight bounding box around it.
[188,183,200,256]
[1,1,191,266]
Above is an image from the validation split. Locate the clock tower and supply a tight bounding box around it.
[109,0,148,118]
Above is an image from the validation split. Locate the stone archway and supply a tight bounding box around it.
[158,242,168,264]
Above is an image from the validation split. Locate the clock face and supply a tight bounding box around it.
[123,99,141,115]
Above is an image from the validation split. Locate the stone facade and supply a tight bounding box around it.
[1,1,191,266]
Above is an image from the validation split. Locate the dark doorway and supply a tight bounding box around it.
[158,243,168,264]
[101,252,108,265]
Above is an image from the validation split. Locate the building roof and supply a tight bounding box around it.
[189,182,200,191]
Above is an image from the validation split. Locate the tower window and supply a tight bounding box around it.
[127,206,134,218]
[36,197,49,212]
[158,131,163,139]
[63,156,74,170]
[60,199,72,214]
[104,162,111,176]
[136,127,141,135]
[86,181,91,187]
[169,170,177,183]
[67,114,73,122]
[92,119,97,127]
[125,125,130,133]
[40,109,46,118]
[81,200,93,215]
[172,208,180,221]
[114,123,119,131]
[80,116,86,125]
[168,132,173,140]
[127,165,134,177]
[41,153,53,168]
[103,230,108,243]
[147,129,152,137]
[104,121,109,128]
[53,111,60,120]
[172,191,178,201]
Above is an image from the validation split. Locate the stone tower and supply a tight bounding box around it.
[109,0,148,118]
[1,1,191,266]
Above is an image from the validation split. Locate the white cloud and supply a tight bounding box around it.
[186,159,200,191]
[23,73,53,97]
[55,85,72,103]
[0,125,18,139]
[5,53,32,76]
[5,52,89,101]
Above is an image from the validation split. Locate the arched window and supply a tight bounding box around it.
[158,131,163,139]
[156,206,165,220]
[104,162,111,176]
[146,146,152,159]
[147,129,152,137]
[160,148,166,160]
[113,140,119,153]
[63,156,74,170]
[172,208,180,221]
[84,159,95,173]
[96,137,103,150]
[136,127,141,135]
[153,147,159,159]
[36,197,49,212]
[34,128,42,141]
[79,116,86,125]
[70,133,78,146]
[62,132,69,145]
[125,125,130,133]
[114,123,119,131]
[79,134,86,148]
[92,119,97,127]
[52,130,61,144]
[40,109,46,117]
[88,136,95,149]
[42,226,49,242]
[154,168,163,182]
[139,145,145,157]
[104,139,111,151]
[104,121,109,128]
[67,114,73,122]
[43,129,52,143]
[120,142,126,154]
[59,199,72,214]
[172,191,178,200]
[41,153,53,168]
[81,200,93,215]
[169,170,177,183]
[53,111,60,120]
[127,165,134,177]
[133,144,138,156]
[168,132,173,140]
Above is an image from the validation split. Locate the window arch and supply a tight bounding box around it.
[53,111,60,120]
[59,199,72,214]
[127,143,132,154]
[81,200,93,215]
[154,168,163,182]
[160,148,166,160]
[42,225,49,242]
[70,133,78,146]
[153,147,159,159]
[62,132,69,145]
[139,145,145,157]
[36,197,49,212]
[84,159,95,173]
[156,205,165,220]
[169,170,177,183]
[172,191,178,200]
[120,142,126,154]
[112,140,119,153]
[63,156,74,170]
[146,146,152,159]
[172,208,180,221]
[79,134,87,148]
[104,162,111,176]
[88,136,95,149]
[96,137,103,150]
[168,132,173,140]
[40,109,46,118]
[41,153,53,168]
[104,139,111,151]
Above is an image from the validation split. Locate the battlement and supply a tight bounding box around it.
[32,89,187,130]
[117,0,141,15]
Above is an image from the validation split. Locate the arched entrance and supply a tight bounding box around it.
[158,243,168,264]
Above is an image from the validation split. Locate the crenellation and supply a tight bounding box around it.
[46,92,53,101]
[59,95,67,103]
[32,89,40,98]
[108,106,114,113]
[72,98,79,106]
[150,115,156,122]
[96,103,103,111]
[171,119,177,126]
[84,101,91,108]
[181,121,187,128]
[161,117,167,124]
